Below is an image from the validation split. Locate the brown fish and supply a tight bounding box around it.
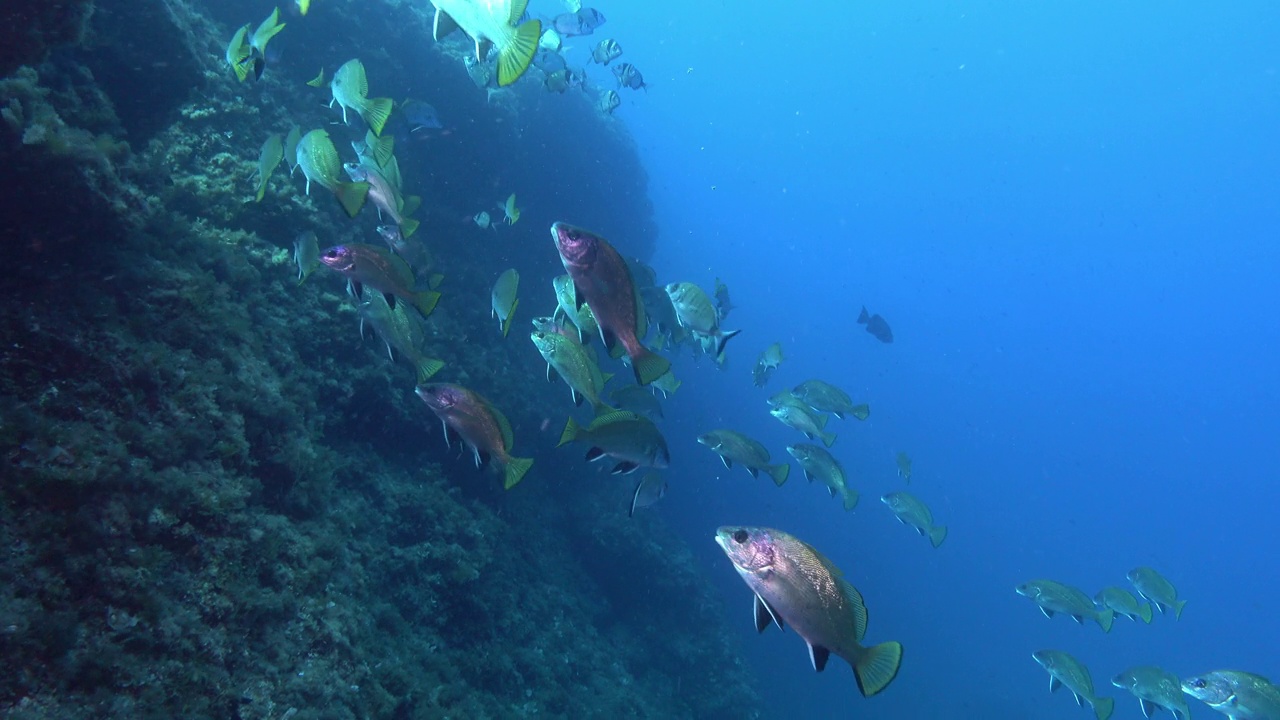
[415,383,533,489]
[551,221,670,384]
[320,243,441,318]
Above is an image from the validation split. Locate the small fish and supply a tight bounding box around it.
[792,379,869,420]
[552,275,600,344]
[463,54,494,89]
[359,293,445,384]
[1183,670,1280,720]
[225,24,253,83]
[553,222,670,385]
[248,7,287,80]
[539,28,562,53]
[715,526,903,698]
[343,158,420,237]
[788,444,856,510]
[544,69,570,94]
[714,277,735,319]
[253,133,283,202]
[491,268,519,338]
[473,210,496,230]
[295,129,369,217]
[500,193,520,224]
[296,0,311,16]
[1032,650,1115,720]
[612,62,647,91]
[664,282,741,358]
[650,370,681,398]
[318,243,441,318]
[399,98,442,132]
[752,343,783,388]
[1127,567,1187,620]
[431,0,542,86]
[553,7,605,36]
[609,384,663,420]
[1016,579,1114,632]
[857,305,893,343]
[629,473,666,517]
[1112,666,1190,720]
[881,492,946,547]
[306,68,326,87]
[532,330,612,414]
[590,38,622,65]
[770,403,836,448]
[1094,587,1153,624]
[558,410,669,475]
[283,125,302,174]
[698,429,789,486]
[292,230,320,283]
[598,89,620,115]
[895,451,912,483]
[767,389,798,407]
[330,59,394,136]
[415,383,533,490]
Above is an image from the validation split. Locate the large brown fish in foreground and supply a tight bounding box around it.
[714,526,903,698]
[415,383,532,489]
[551,221,670,385]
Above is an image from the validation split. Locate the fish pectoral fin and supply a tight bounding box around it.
[1072,692,1084,707]
[753,593,784,633]
[571,388,583,406]
[719,455,732,470]
[1049,676,1062,692]
[383,291,397,310]
[584,447,605,462]
[746,467,759,479]
[808,643,831,673]
[1070,614,1085,625]
[611,461,638,475]
[1039,606,1055,619]
[546,363,554,383]
[433,8,459,40]
[1139,699,1157,719]
[828,486,837,498]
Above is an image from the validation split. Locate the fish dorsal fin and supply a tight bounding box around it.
[588,410,641,430]
[433,9,459,40]
[754,593,784,633]
[487,403,515,450]
[839,577,869,643]
[808,643,831,673]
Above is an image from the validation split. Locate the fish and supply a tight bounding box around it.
[474,210,496,230]
[857,306,893,343]
[253,133,283,202]
[531,315,575,340]
[343,160,420,238]
[698,430,789,486]
[640,286,683,345]
[296,0,311,16]
[552,275,600,344]
[612,62,647,91]
[770,403,836,448]
[553,7,605,36]
[375,224,435,277]
[881,492,946,547]
[538,28,562,53]
[399,98,442,132]
[359,293,445,384]
[491,268,519,338]
[590,38,622,65]
[544,69,570,94]
[225,24,253,82]
[715,526,903,698]
[1032,650,1116,720]
[306,68,325,87]
[431,0,542,87]
[792,380,869,420]
[664,282,741,357]
[463,54,494,89]
[552,222,671,385]
[292,230,320,284]
[1016,579,1115,632]
[558,410,669,474]
[415,383,533,490]
[650,370,681,398]
[714,277,735,319]
[1183,670,1280,720]
[330,59,394,136]
[1127,567,1187,620]
[768,389,799,407]
[295,129,369,217]
[283,125,302,174]
[752,343,784,388]
[248,7,287,81]
[532,330,613,414]
[609,384,663,420]
[500,193,520,224]
[629,473,666,517]
[895,451,912,482]
[318,243,441,318]
[1112,666,1190,720]
[598,90,620,115]
[788,444,856,510]
[1094,587,1153,624]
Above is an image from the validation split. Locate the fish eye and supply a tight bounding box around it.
[1191,679,1206,689]
[732,529,748,544]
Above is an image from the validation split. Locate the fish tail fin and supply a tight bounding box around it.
[412,290,442,318]
[400,217,420,239]
[1093,697,1114,720]
[766,463,789,487]
[857,306,870,324]
[334,181,369,217]
[715,328,742,357]
[1173,598,1186,620]
[852,404,871,421]
[501,299,517,338]
[632,348,671,386]
[254,17,287,55]
[362,97,394,136]
[255,178,268,203]
[497,19,541,86]
[1138,602,1153,624]
[557,416,580,447]
[1096,608,1114,633]
[853,641,903,697]
[820,430,837,448]
[842,490,860,512]
[298,0,311,15]
[503,456,533,490]
[414,357,445,384]
[928,524,947,548]
[306,69,325,87]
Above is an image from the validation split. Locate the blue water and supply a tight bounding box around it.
[590,1,1279,717]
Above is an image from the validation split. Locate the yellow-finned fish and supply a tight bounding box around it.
[491,268,519,338]
[295,129,369,217]
[225,24,252,82]
[330,59,394,136]
[431,0,542,87]
[501,192,520,224]
[296,0,311,16]
[1033,650,1115,720]
[715,526,903,698]
[306,68,326,87]
[253,133,283,202]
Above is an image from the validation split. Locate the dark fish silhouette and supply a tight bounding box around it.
[857,306,893,343]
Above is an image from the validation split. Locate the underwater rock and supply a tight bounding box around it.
[0,0,94,76]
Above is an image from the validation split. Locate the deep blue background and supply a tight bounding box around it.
[554,1,1280,717]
